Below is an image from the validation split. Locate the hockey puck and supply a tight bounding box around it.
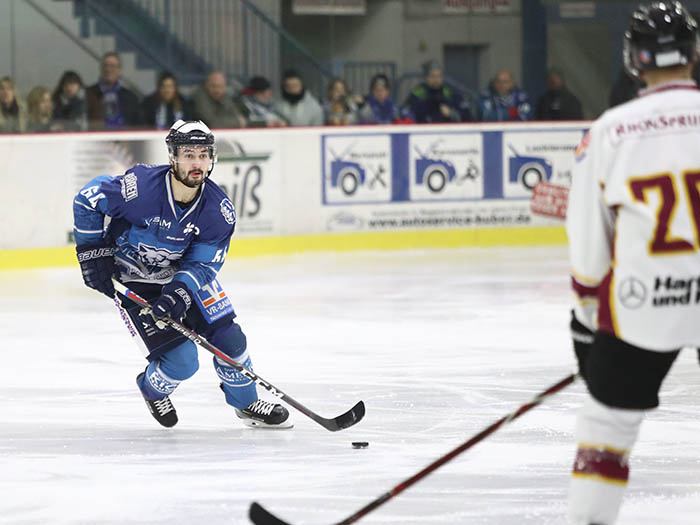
[352,441,369,449]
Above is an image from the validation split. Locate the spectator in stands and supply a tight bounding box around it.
[323,78,358,125]
[234,76,286,127]
[52,71,88,131]
[274,69,324,126]
[357,73,400,124]
[86,52,142,130]
[142,71,191,130]
[0,76,27,134]
[403,60,472,123]
[26,86,59,133]
[609,68,645,108]
[192,71,246,129]
[535,68,583,120]
[479,69,532,122]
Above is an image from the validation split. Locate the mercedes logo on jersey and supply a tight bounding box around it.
[618,277,647,309]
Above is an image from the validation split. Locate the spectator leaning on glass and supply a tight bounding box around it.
[403,60,472,123]
[191,71,246,129]
[479,69,532,122]
[142,71,190,130]
[357,73,399,124]
[235,76,287,128]
[274,69,324,127]
[52,71,88,131]
[26,86,60,133]
[0,77,27,133]
[323,78,358,126]
[86,52,142,130]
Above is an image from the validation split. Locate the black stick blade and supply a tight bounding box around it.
[329,400,365,431]
[249,502,292,525]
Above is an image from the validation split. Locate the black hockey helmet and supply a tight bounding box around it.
[624,1,699,77]
[165,119,217,175]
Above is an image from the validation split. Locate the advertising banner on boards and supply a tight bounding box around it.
[0,122,588,251]
[319,125,587,234]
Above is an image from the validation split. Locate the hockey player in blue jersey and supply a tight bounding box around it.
[73,120,292,429]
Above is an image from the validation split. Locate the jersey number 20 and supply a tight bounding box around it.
[628,171,700,254]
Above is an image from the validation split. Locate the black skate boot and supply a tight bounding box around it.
[136,372,178,428]
[235,399,293,429]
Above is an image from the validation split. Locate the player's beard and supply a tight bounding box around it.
[173,165,205,188]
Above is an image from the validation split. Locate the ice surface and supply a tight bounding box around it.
[1,246,698,524]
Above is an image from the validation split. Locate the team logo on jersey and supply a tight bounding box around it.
[136,243,182,267]
[574,131,591,163]
[618,277,647,309]
[220,198,236,225]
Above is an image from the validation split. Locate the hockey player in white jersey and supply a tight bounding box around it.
[567,2,700,523]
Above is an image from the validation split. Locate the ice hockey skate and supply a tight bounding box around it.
[136,372,178,428]
[235,399,293,429]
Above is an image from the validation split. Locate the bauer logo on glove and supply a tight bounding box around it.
[151,281,193,322]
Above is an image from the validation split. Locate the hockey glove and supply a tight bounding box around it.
[152,281,193,323]
[76,243,116,298]
[570,310,594,381]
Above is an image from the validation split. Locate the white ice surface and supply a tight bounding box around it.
[1,246,698,524]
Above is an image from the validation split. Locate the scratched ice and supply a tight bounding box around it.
[1,246,698,524]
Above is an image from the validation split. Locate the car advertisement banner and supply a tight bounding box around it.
[319,126,586,233]
[322,134,392,204]
[501,128,585,199]
[409,132,483,201]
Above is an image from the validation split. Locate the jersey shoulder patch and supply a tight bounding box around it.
[119,171,139,202]
[575,130,591,163]
[219,197,236,225]
[120,164,170,202]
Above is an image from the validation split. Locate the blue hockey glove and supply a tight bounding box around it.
[571,310,594,381]
[76,243,116,298]
[152,281,193,322]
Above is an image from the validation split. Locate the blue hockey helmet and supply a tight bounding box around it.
[165,120,217,175]
[624,1,699,77]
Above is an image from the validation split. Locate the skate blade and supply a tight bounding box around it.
[238,416,294,430]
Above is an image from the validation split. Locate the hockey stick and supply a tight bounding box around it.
[112,280,365,432]
[249,372,578,525]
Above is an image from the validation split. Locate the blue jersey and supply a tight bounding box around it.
[73,163,236,295]
[478,86,532,122]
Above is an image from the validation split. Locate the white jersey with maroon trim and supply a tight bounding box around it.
[567,80,700,351]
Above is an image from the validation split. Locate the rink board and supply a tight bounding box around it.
[0,122,585,269]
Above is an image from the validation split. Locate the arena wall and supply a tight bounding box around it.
[0,121,587,269]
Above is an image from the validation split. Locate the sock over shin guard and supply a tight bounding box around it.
[139,361,183,401]
[208,320,257,409]
[214,351,258,409]
[569,396,644,525]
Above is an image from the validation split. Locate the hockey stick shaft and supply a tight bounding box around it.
[250,372,578,525]
[113,280,364,432]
